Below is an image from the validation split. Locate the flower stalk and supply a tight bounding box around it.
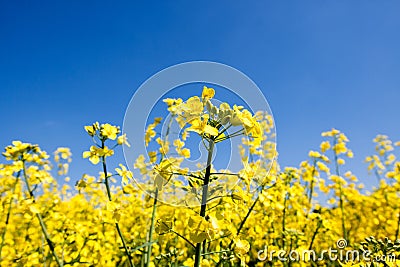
[101,140,134,267]
[22,160,63,267]
[194,139,215,267]
[0,171,20,261]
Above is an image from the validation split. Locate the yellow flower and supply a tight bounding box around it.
[148,151,158,163]
[187,214,219,244]
[333,142,347,154]
[187,114,219,137]
[347,150,354,158]
[83,146,101,164]
[231,105,261,141]
[321,128,340,137]
[155,216,173,234]
[180,148,191,158]
[122,184,137,194]
[201,259,211,267]
[173,139,185,149]
[54,147,72,163]
[188,215,208,244]
[156,137,170,155]
[317,161,330,173]
[99,146,114,157]
[29,204,41,214]
[106,201,122,222]
[320,141,330,153]
[309,150,322,158]
[117,134,130,147]
[2,141,40,161]
[182,96,203,122]
[183,258,194,267]
[84,122,99,136]
[201,86,215,99]
[234,239,250,255]
[83,145,114,164]
[239,163,257,188]
[163,98,183,114]
[75,178,87,188]
[145,118,162,146]
[154,158,179,180]
[115,164,133,185]
[100,123,120,140]
[337,158,345,165]
[174,139,191,158]
[134,154,148,174]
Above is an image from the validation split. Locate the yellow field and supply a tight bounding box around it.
[1,88,399,266]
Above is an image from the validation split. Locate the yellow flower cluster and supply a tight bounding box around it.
[160,86,262,146]
[82,122,130,165]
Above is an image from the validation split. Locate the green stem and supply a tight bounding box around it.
[282,191,288,248]
[395,210,400,240]
[216,130,245,142]
[194,140,215,267]
[228,194,260,250]
[307,160,317,205]
[0,171,20,261]
[168,228,195,248]
[201,250,230,256]
[101,141,134,267]
[22,161,63,267]
[202,240,207,259]
[216,124,232,138]
[144,115,174,265]
[215,183,276,267]
[145,188,158,267]
[301,160,317,235]
[308,219,322,250]
[333,136,347,241]
[281,174,292,250]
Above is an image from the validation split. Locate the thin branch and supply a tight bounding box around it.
[101,140,134,267]
[22,160,63,267]
[0,170,21,260]
[194,140,215,267]
[169,229,196,249]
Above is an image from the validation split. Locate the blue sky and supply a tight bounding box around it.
[1,1,399,188]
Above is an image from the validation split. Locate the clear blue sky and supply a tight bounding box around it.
[1,1,399,187]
